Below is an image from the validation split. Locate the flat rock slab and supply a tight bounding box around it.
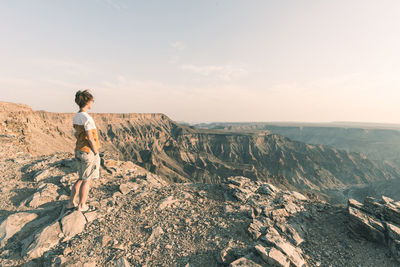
[21,220,62,259]
[61,210,87,241]
[0,212,38,247]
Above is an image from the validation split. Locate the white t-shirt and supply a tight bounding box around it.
[72,112,96,133]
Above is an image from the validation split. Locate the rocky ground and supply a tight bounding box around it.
[0,149,399,266]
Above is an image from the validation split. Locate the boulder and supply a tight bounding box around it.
[0,212,38,247]
[61,210,87,241]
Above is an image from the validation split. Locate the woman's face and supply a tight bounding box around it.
[86,99,94,109]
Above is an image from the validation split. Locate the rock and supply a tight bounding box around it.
[0,212,38,247]
[387,222,400,241]
[348,198,363,209]
[261,228,306,267]
[255,244,290,267]
[226,176,252,187]
[114,257,130,267]
[158,196,179,210]
[224,204,235,213]
[83,211,99,223]
[382,195,395,204]
[348,206,386,244]
[248,218,269,240]
[383,202,400,225]
[33,169,51,182]
[229,253,263,267]
[230,185,254,202]
[284,202,301,215]
[21,220,62,259]
[147,226,164,242]
[267,208,290,220]
[180,192,193,199]
[60,210,87,241]
[22,183,59,208]
[347,195,400,264]
[275,223,304,246]
[217,245,236,264]
[119,184,130,194]
[290,191,307,201]
[100,235,112,247]
[363,197,384,216]
[284,225,304,246]
[257,183,279,195]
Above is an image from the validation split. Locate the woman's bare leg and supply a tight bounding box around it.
[78,179,91,210]
[67,179,82,209]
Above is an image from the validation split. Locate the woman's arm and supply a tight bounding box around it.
[86,130,99,154]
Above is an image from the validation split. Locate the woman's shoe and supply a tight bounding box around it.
[78,204,97,212]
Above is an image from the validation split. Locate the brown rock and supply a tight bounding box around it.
[61,210,87,241]
[261,228,306,267]
[255,244,290,267]
[21,220,62,259]
[348,206,386,244]
[33,169,51,182]
[0,212,38,247]
[23,183,59,208]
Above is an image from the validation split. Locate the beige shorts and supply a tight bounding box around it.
[75,149,100,180]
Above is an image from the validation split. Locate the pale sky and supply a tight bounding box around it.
[1,0,400,123]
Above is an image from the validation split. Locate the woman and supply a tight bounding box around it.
[66,89,101,212]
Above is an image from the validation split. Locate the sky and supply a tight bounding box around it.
[1,0,400,123]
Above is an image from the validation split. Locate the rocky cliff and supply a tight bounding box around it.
[1,101,400,198]
[194,122,400,166]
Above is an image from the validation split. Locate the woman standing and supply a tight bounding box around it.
[66,89,101,212]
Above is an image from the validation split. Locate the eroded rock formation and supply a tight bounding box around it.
[348,195,400,263]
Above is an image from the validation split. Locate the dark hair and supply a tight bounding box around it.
[75,89,94,108]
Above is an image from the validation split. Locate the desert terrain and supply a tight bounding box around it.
[1,101,400,266]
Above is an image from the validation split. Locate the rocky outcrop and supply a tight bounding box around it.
[221,176,308,267]
[348,195,400,263]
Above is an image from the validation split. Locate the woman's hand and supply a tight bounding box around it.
[86,130,99,154]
